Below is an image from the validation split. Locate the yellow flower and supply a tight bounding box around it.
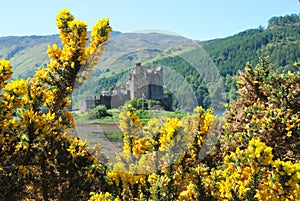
[285,122,295,131]
[4,79,27,96]
[21,134,28,140]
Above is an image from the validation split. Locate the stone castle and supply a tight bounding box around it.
[79,63,172,112]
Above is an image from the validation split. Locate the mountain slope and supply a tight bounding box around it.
[0,31,194,79]
[144,14,300,105]
[203,14,300,76]
[0,35,60,78]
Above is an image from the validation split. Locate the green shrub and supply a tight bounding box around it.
[94,105,112,119]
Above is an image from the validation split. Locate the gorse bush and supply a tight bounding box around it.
[103,105,217,200]
[0,9,299,201]
[89,103,300,201]
[0,9,112,200]
[218,57,300,163]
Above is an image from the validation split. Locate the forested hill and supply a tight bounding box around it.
[203,14,300,77]
[146,14,300,106]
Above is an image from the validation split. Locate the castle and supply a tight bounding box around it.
[79,63,172,112]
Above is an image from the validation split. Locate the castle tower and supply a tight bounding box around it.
[127,63,164,102]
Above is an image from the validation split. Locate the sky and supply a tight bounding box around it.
[0,0,299,40]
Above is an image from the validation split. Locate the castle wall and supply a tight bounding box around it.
[79,99,96,113]
[149,84,164,101]
[163,94,173,111]
[111,92,130,109]
[99,95,112,109]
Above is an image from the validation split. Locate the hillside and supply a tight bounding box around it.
[0,35,60,78]
[0,31,193,79]
[147,14,300,105]
[99,32,194,71]
[204,14,300,76]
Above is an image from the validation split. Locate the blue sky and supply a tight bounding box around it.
[0,0,299,40]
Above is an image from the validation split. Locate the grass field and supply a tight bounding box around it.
[75,108,185,124]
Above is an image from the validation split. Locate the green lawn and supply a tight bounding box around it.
[74,108,185,124]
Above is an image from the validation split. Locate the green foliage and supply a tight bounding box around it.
[224,74,239,100]
[204,14,300,77]
[136,109,150,120]
[96,70,128,93]
[94,105,112,119]
[127,98,142,109]
[199,14,300,105]
[149,19,300,108]
[268,14,300,28]
[128,98,162,110]
[148,99,161,109]
[151,56,211,109]
[76,105,112,121]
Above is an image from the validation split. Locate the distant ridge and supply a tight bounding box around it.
[0,31,193,79]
